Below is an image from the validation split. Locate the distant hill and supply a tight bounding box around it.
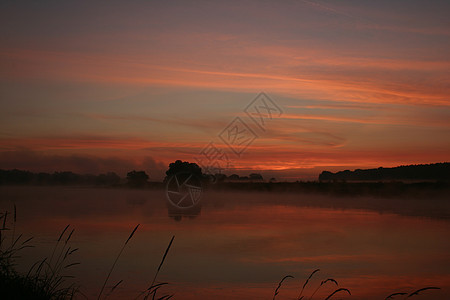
[319,163,450,181]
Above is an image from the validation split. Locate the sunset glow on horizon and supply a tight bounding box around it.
[1,1,449,180]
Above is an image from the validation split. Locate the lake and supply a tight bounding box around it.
[1,186,449,299]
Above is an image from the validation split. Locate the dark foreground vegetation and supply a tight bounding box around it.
[273,270,441,300]
[1,210,175,300]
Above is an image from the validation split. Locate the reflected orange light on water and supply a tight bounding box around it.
[1,187,449,299]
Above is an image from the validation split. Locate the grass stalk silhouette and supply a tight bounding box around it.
[11,204,16,245]
[273,275,294,300]
[309,278,338,300]
[297,268,320,300]
[324,288,351,300]
[384,286,441,299]
[98,223,140,300]
[2,212,175,300]
[385,292,407,299]
[143,235,175,300]
[104,279,123,298]
[1,209,78,299]
[407,286,441,297]
[49,224,70,265]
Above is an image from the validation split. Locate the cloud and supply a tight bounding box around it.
[1,1,448,178]
[0,135,178,151]
[2,44,449,106]
[86,113,228,133]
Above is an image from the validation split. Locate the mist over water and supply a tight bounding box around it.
[1,186,449,299]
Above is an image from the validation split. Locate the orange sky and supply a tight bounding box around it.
[0,1,449,180]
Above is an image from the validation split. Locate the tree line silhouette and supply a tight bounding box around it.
[319,162,449,181]
[0,169,122,186]
[164,160,265,183]
[1,162,448,187]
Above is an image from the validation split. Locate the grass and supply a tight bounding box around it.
[1,206,176,300]
[98,224,140,300]
[272,269,352,300]
[96,224,175,300]
[273,275,294,300]
[274,269,441,300]
[310,278,338,300]
[1,208,79,299]
[385,287,441,299]
[136,235,175,300]
[297,268,320,299]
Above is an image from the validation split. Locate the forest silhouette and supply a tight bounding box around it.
[319,162,449,181]
[0,162,448,199]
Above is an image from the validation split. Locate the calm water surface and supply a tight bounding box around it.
[1,186,449,299]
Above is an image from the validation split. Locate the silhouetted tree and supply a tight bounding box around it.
[213,173,227,182]
[0,169,33,184]
[165,160,202,180]
[228,174,240,181]
[126,170,149,187]
[96,172,121,185]
[53,171,80,184]
[249,173,263,181]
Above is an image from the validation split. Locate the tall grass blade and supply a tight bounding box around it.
[147,282,169,292]
[138,236,175,300]
[104,279,124,299]
[157,235,174,273]
[297,268,320,300]
[11,233,22,248]
[50,224,70,264]
[35,258,48,277]
[146,282,170,300]
[58,225,70,242]
[110,279,123,293]
[65,229,75,244]
[2,211,7,229]
[54,229,75,270]
[11,204,16,244]
[324,288,351,300]
[273,275,294,300]
[126,224,140,245]
[149,236,175,288]
[384,292,407,299]
[69,248,79,255]
[309,278,338,300]
[97,224,140,300]
[21,236,33,245]
[64,262,81,269]
[407,287,440,297]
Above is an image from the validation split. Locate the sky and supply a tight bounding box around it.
[0,0,449,180]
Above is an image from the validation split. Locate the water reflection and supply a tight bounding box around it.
[167,202,201,221]
[1,186,449,299]
[165,172,203,221]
